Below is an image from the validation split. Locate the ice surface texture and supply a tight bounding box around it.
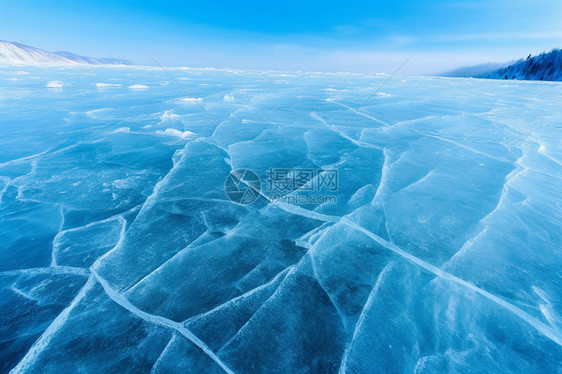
[1,66,561,373]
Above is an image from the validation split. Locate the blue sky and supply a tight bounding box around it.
[1,0,561,74]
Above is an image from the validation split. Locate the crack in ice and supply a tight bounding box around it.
[339,262,395,373]
[265,199,562,346]
[91,270,235,374]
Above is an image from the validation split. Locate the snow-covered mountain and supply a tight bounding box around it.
[0,41,132,66]
[479,49,562,81]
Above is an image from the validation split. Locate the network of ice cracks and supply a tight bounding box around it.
[0,66,561,373]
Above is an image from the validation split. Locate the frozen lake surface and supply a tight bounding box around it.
[1,66,561,373]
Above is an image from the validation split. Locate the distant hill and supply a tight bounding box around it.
[54,51,132,66]
[0,41,132,66]
[443,49,562,81]
[443,62,512,78]
[478,49,562,81]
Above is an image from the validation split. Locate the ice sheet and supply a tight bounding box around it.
[1,66,561,373]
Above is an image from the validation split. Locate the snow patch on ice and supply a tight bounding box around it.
[96,83,122,88]
[85,108,111,118]
[178,97,203,104]
[46,80,63,88]
[113,178,137,189]
[161,110,180,121]
[128,84,149,90]
[112,127,130,134]
[155,128,195,139]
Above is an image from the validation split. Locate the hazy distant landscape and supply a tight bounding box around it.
[445,49,562,81]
